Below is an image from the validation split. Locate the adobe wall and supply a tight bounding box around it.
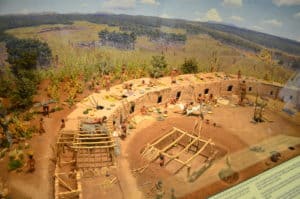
[66,73,300,130]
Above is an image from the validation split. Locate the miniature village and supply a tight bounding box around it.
[43,70,299,199]
[0,10,300,199]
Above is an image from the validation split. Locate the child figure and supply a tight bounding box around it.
[39,118,45,134]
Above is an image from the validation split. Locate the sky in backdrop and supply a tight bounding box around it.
[0,0,299,41]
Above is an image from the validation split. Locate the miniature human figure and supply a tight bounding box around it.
[239,80,247,105]
[164,102,168,109]
[120,120,127,140]
[39,118,45,134]
[155,180,164,199]
[202,95,207,104]
[60,119,65,130]
[104,73,111,91]
[182,103,189,114]
[159,154,165,167]
[186,102,194,115]
[123,83,128,90]
[27,154,35,172]
[196,94,202,104]
[102,116,108,124]
[193,115,203,136]
[209,93,214,103]
[148,80,155,87]
[42,103,49,117]
[55,55,59,66]
[170,188,176,199]
[140,105,148,115]
[142,79,145,85]
[169,97,177,105]
[129,83,133,90]
[121,64,126,82]
[237,70,241,79]
[90,76,96,90]
[94,84,101,93]
[170,68,178,84]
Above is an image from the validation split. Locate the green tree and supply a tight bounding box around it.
[150,55,168,78]
[11,74,37,108]
[181,58,198,74]
[6,38,52,75]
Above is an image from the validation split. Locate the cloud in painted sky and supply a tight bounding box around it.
[294,12,300,17]
[272,0,300,6]
[80,3,88,8]
[160,13,172,18]
[252,25,264,31]
[263,19,283,27]
[0,0,299,41]
[223,0,243,7]
[230,15,244,22]
[202,8,223,22]
[140,0,159,5]
[102,0,136,10]
[20,8,30,14]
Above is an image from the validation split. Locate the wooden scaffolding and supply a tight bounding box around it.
[141,127,214,175]
[57,129,116,169]
[54,167,83,199]
[55,123,117,198]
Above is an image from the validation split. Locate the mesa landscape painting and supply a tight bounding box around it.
[0,0,299,199]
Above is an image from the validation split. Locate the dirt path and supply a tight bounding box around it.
[115,123,151,199]
[7,108,72,199]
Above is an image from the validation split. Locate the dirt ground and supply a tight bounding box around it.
[1,108,73,199]
[0,77,96,199]
[0,74,127,199]
[1,89,300,199]
[124,103,300,199]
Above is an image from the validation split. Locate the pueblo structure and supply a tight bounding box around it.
[54,72,300,199]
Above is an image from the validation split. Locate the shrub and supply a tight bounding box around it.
[181,58,198,74]
[149,55,168,78]
[0,74,13,98]
[8,149,24,171]
[22,111,35,121]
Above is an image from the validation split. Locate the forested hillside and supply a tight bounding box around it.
[0,13,299,68]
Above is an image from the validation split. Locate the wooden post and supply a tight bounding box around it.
[187,166,191,178]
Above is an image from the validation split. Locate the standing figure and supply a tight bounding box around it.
[60,119,65,130]
[39,118,45,134]
[104,73,111,91]
[171,188,176,199]
[42,104,49,117]
[170,68,178,84]
[155,180,164,199]
[27,154,35,172]
[239,80,247,105]
[140,105,148,115]
[120,120,127,140]
[193,115,203,136]
[237,70,241,79]
[196,94,203,104]
[209,93,214,103]
[159,154,165,167]
[121,64,126,82]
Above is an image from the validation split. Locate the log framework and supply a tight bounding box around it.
[141,127,215,175]
[54,167,83,199]
[55,119,117,198]
[56,118,117,168]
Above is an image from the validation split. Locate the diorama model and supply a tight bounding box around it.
[0,1,299,199]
